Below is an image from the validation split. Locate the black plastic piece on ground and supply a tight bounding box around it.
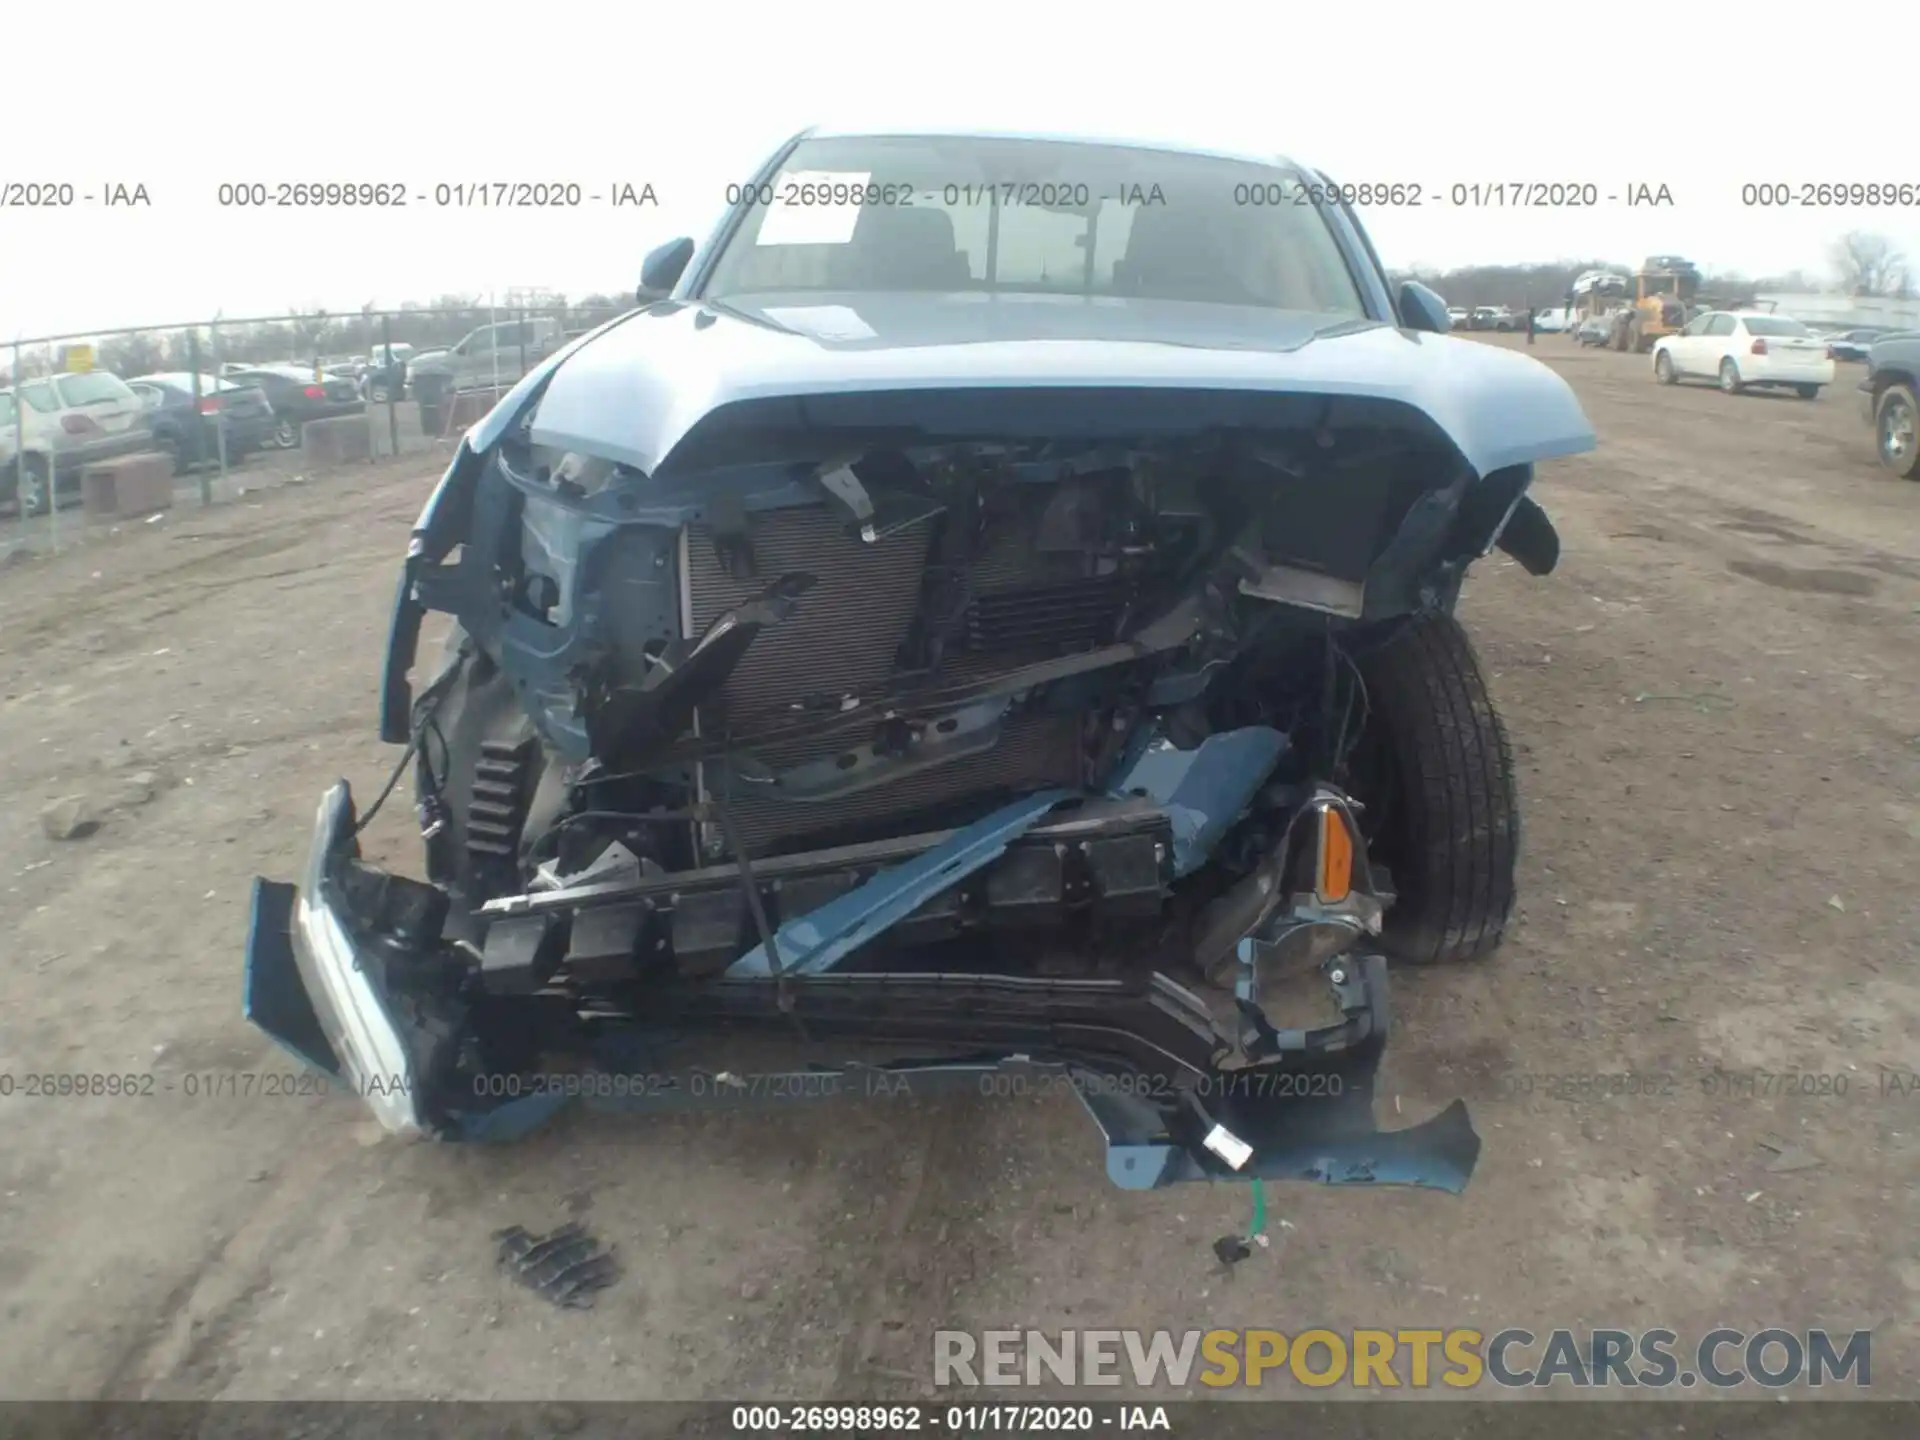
[494,1222,620,1309]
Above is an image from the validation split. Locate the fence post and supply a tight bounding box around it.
[383,314,400,459]
[188,333,213,507]
[9,340,23,541]
[210,316,231,488]
[44,342,61,551]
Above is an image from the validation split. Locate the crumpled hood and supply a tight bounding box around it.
[516,291,1596,480]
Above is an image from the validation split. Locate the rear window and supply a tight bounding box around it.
[20,381,59,412]
[1743,317,1812,338]
[55,372,134,405]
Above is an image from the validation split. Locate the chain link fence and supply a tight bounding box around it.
[2,292,632,557]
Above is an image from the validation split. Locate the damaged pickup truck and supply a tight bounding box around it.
[244,128,1595,1194]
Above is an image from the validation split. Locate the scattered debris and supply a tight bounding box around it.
[114,770,162,807]
[494,1222,620,1308]
[40,796,99,841]
[1212,1235,1253,1267]
[1758,1140,1821,1174]
[1826,895,1846,912]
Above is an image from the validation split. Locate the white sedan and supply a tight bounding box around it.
[1651,310,1835,397]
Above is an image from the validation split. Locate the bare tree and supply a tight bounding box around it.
[1829,231,1909,297]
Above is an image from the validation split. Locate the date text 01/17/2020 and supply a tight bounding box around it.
[0,1070,409,1100]
[210,181,659,209]
[1233,180,1676,209]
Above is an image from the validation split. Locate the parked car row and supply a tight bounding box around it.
[0,371,155,515]
[126,373,278,470]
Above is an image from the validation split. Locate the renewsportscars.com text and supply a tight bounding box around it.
[933,1327,1871,1390]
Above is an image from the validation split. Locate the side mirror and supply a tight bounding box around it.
[1398,281,1452,334]
[639,237,696,302]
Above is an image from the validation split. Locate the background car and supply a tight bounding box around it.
[357,342,416,402]
[1573,315,1614,346]
[127,372,277,473]
[0,371,155,516]
[1532,307,1570,333]
[1826,327,1894,363]
[220,364,365,448]
[1651,311,1834,397]
[1446,306,1469,328]
[404,318,567,431]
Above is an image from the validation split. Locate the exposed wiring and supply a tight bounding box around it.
[352,647,466,838]
[351,730,418,837]
[521,805,706,860]
[1330,642,1371,777]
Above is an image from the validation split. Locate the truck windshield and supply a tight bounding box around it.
[702,135,1368,317]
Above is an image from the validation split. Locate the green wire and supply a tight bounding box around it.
[1248,1176,1267,1238]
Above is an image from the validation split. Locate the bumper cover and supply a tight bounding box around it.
[244,784,428,1136]
[245,781,1480,1192]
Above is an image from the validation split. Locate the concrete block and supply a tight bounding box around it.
[81,452,174,519]
[300,415,373,466]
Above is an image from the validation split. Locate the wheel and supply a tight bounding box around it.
[1719,359,1744,394]
[1610,322,1629,352]
[1350,612,1519,966]
[272,419,299,449]
[1654,350,1677,384]
[156,431,186,476]
[1627,319,1647,354]
[19,455,51,518]
[1877,382,1920,479]
[1795,384,1820,400]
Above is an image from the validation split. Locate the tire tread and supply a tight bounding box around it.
[1358,612,1520,965]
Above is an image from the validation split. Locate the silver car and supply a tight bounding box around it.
[1,371,156,516]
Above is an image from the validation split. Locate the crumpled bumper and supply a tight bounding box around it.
[245,781,1481,1193]
[244,782,428,1137]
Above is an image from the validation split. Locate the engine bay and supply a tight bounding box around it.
[400,411,1477,1001]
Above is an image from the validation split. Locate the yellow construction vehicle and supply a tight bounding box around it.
[1610,255,1702,353]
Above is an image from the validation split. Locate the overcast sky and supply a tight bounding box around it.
[4,0,1913,342]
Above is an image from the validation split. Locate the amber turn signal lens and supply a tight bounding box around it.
[1317,806,1354,904]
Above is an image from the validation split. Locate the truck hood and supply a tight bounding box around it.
[512,291,1596,480]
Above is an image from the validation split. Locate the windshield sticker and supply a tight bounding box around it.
[754,171,872,246]
[759,305,878,342]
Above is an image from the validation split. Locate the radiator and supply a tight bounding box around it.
[680,503,1087,857]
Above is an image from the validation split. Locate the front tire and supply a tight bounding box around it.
[272,419,299,449]
[1795,384,1820,400]
[1352,612,1520,966]
[1654,350,1677,384]
[1877,382,1920,479]
[1719,359,1744,394]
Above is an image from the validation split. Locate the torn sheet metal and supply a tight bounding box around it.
[1083,955,1480,1193]
[725,788,1075,977]
[1106,727,1288,877]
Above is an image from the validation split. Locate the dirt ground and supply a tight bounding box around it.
[0,336,1915,1404]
